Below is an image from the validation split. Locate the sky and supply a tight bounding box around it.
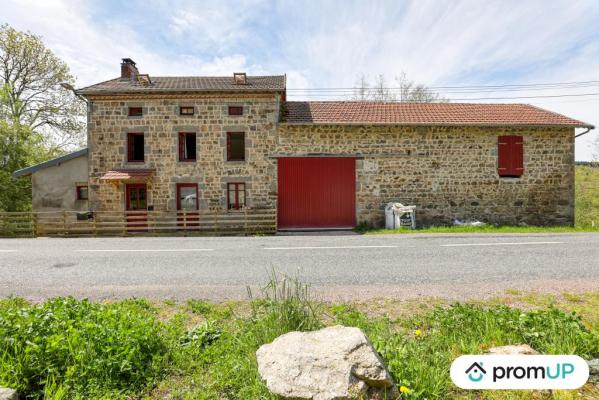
[3,0,599,160]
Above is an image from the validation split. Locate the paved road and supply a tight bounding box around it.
[0,233,598,301]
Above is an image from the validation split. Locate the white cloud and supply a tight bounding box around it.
[3,0,598,159]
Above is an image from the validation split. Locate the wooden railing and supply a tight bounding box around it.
[0,209,277,237]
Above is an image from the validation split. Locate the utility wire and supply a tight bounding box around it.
[286,92,599,101]
[286,79,599,92]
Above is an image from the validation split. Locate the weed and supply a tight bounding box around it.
[0,297,169,399]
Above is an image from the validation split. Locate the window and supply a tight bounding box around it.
[179,106,194,116]
[128,106,143,117]
[226,132,245,161]
[127,132,145,162]
[227,183,246,210]
[178,132,196,161]
[76,185,88,200]
[228,105,243,116]
[177,183,198,210]
[498,135,524,177]
[126,184,147,210]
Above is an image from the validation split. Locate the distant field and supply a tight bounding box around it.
[576,165,599,228]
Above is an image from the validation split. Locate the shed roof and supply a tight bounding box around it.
[12,148,88,178]
[282,101,594,128]
[77,75,286,95]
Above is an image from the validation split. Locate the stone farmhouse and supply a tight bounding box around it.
[14,58,594,230]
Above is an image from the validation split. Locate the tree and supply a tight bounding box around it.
[352,72,446,102]
[0,121,57,211]
[0,24,84,211]
[0,24,84,150]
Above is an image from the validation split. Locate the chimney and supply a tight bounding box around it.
[121,58,139,80]
[233,72,247,85]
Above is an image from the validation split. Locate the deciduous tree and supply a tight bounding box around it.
[0,23,84,150]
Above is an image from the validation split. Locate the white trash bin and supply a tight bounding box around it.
[385,202,402,229]
[385,202,417,229]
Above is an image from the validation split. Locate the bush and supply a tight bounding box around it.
[0,297,169,399]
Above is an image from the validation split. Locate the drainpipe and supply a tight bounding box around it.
[575,127,593,138]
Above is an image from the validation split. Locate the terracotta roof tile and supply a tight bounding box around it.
[283,101,593,128]
[78,75,285,95]
[100,169,155,181]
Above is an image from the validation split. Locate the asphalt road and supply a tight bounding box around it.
[1,232,598,301]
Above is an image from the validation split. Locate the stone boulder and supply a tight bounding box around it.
[0,388,17,400]
[256,325,398,400]
[487,344,538,355]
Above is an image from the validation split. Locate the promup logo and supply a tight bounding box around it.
[451,355,589,389]
[465,362,486,382]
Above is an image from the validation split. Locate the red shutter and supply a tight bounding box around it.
[226,132,231,160]
[498,135,524,177]
[178,133,185,160]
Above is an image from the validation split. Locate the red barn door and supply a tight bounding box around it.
[277,157,356,229]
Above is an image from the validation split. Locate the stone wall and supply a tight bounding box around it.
[87,94,575,227]
[87,93,281,214]
[31,155,88,212]
[276,124,574,227]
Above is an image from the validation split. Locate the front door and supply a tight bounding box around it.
[125,184,147,231]
[126,184,147,210]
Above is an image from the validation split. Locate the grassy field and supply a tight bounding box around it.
[360,165,599,234]
[1,275,598,399]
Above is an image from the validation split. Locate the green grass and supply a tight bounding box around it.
[359,166,599,234]
[576,166,599,229]
[1,285,599,399]
[360,225,590,234]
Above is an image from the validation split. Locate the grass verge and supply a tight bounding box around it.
[1,285,598,399]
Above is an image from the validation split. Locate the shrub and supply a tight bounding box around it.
[0,297,169,399]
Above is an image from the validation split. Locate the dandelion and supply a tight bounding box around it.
[400,385,410,394]
[414,329,422,336]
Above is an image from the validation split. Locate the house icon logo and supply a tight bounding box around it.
[465,362,487,382]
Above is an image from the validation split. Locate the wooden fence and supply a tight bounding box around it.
[0,209,277,237]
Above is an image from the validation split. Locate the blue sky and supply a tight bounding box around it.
[4,0,599,159]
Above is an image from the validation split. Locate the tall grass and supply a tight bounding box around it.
[247,269,321,343]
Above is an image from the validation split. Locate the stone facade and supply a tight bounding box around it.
[87,93,281,214]
[87,93,575,228]
[277,124,574,227]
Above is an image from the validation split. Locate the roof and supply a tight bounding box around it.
[283,101,594,128]
[12,148,88,178]
[100,169,155,181]
[77,75,286,95]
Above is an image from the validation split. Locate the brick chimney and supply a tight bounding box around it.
[120,58,139,80]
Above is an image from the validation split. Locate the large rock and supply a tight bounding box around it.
[487,344,538,355]
[256,325,397,400]
[0,388,17,400]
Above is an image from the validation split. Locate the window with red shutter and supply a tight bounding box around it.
[178,132,196,161]
[226,132,245,161]
[228,105,243,116]
[498,135,524,177]
[127,132,145,162]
